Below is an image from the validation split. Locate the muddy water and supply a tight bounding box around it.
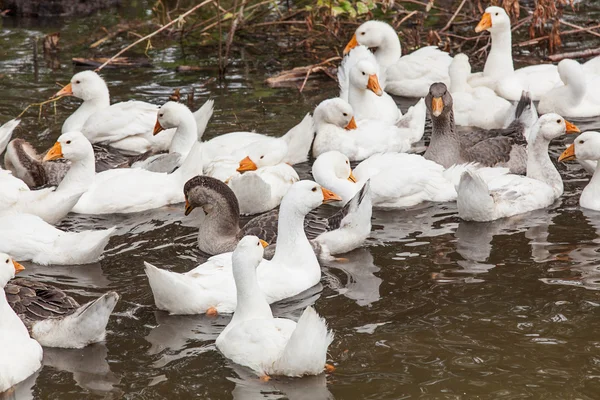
[2,3,600,399]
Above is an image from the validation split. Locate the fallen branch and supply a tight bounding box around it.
[515,24,600,47]
[95,0,212,71]
[559,20,600,39]
[265,56,341,89]
[548,47,600,62]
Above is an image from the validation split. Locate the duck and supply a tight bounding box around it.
[538,59,600,118]
[312,150,507,209]
[0,132,96,224]
[456,114,579,221]
[45,122,204,215]
[183,175,371,257]
[558,131,600,210]
[215,236,333,380]
[0,254,43,393]
[424,82,544,174]
[470,7,563,100]
[344,20,452,98]
[338,46,400,124]
[311,97,425,161]
[55,71,214,154]
[144,180,342,315]
[0,213,115,265]
[5,279,119,349]
[449,53,513,129]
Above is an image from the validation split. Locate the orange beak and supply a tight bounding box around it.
[13,260,25,274]
[343,33,359,55]
[184,198,195,216]
[558,144,576,162]
[153,119,164,135]
[237,156,258,172]
[348,171,357,183]
[321,187,342,204]
[54,82,73,97]
[259,239,269,248]
[345,116,357,130]
[43,142,63,161]
[431,97,444,117]
[475,12,492,33]
[367,74,383,96]
[565,120,580,134]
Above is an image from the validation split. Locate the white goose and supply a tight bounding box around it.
[538,59,600,118]
[0,213,115,265]
[1,131,93,224]
[215,236,333,380]
[312,150,508,209]
[558,131,600,211]
[457,114,579,221]
[469,7,566,101]
[0,254,42,393]
[449,53,513,129]
[144,180,342,315]
[55,71,213,153]
[344,20,452,98]
[311,97,425,161]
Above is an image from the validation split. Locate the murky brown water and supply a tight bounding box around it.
[2,2,600,399]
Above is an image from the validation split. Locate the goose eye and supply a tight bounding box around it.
[257,242,260,246]
[343,113,348,117]
[495,12,499,16]
[66,140,71,144]
[579,140,585,144]
[5,259,8,264]
[362,72,366,76]
[345,160,349,164]
[159,114,164,118]
[260,155,264,159]
[311,187,317,192]
[360,32,365,35]
[557,119,562,124]
[75,80,81,84]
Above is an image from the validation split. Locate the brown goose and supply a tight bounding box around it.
[423,82,537,174]
[6,278,119,349]
[183,175,371,259]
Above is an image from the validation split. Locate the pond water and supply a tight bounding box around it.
[2,2,600,399]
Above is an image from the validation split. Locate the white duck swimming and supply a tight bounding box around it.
[457,114,579,221]
[449,53,513,129]
[55,71,214,153]
[469,7,566,101]
[56,120,204,215]
[1,131,94,224]
[0,254,42,393]
[311,97,425,161]
[5,278,118,349]
[144,180,342,315]
[215,236,333,380]
[538,59,600,118]
[0,213,115,265]
[558,131,600,211]
[312,151,507,209]
[344,20,452,98]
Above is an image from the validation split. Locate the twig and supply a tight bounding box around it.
[396,10,418,29]
[17,96,66,119]
[559,20,600,39]
[95,0,212,71]
[548,47,600,62]
[515,24,600,47]
[440,0,467,32]
[249,20,307,28]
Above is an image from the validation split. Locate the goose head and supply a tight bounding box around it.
[232,235,268,272]
[313,98,356,130]
[311,151,357,202]
[43,131,94,162]
[55,71,109,102]
[531,113,580,143]
[0,253,24,288]
[281,180,342,215]
[237,140,289,172]
[350,60,383,96]
[448,54,471,92]
[557,59,587,100]
[426,82,453,118]
[559,131,600,163]
[344,20,396,55]
[154,101,194,135]
[476,6,510,34]
[183,175,240,218]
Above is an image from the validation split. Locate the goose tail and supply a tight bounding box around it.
[52,227,116,265]
[0,118,20,155]
[273,307,333,376]
[456,170,495,221]
[281,114,315,165]
[193,99,215,140]
[396,98,426,143]
[31,292,119,349]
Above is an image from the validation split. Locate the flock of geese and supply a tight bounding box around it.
[2,5,600,391]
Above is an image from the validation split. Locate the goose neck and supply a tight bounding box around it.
[56,151,96,194]
[485,28,514,77]
[175,141,204,182]
[526,134,562,196]
[0,290,29,337]
[375,32,401,68]
[271,200,316,266]
[169,114,198,156]
[229,258,273,329]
